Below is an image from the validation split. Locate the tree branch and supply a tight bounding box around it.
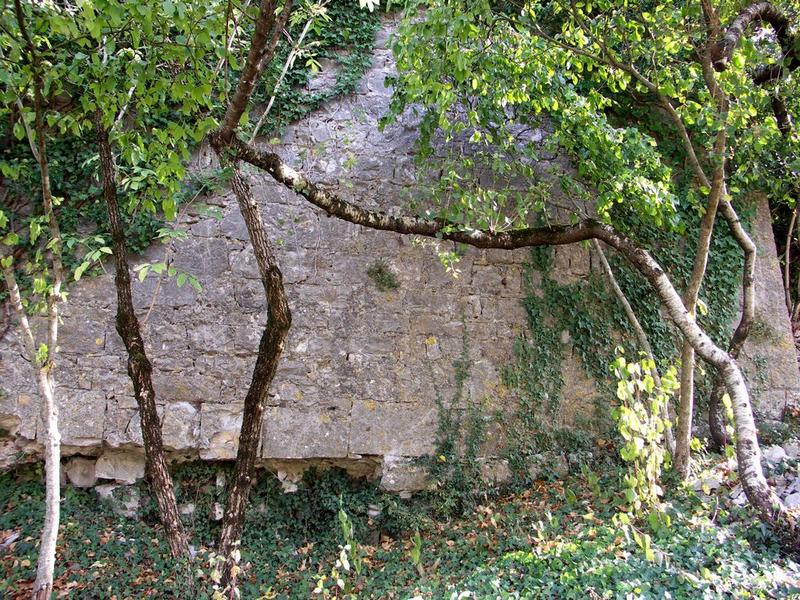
[711,2,800,71]
[218,0,292,143]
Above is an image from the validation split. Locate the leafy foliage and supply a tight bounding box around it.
[0,0,379,300]
[502,246,626,481]
[1,461,797,598]
[611,351,677,512]
[366,260,400,292]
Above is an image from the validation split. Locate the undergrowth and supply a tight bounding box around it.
[1,460,797,599]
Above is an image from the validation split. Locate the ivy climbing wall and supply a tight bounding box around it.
[0,18,797,492]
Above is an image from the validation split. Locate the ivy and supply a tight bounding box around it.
[1,0,380,295]
[420,326,488,517]
[502,246,626,483]
[502,197,746,482]
[251,2,381,136]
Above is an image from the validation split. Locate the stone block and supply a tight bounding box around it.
[65,457,98,488]
[261,407,349,459]
[219,210,250,241]
[479,458,511,485]
[379,455,429,493]
[103,400,145,448]
[162,401,201,451]
[752,388,787,421]
[96,451,145,484]
[559,353,597,427]
[199,403,244,460]
[54,389,106,447]
[350,400,437,457]
[58,315,108,354]
[96,484,140,518]
[152,370,220,405]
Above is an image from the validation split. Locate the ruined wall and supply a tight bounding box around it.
[0,20,797,491]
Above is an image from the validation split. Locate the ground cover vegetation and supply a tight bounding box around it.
[1,458,798,598]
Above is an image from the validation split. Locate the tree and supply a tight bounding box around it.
[214,0,800,549]
[0,1,70,596]
[705,1,800,449]
[4,0,375,591]
[4,5,799,593]
[1,0,229,563]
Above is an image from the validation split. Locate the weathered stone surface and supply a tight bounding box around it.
[95,451,145,484]
[261,407,348,459]
[199,404,243,460]
[785,492,800,509]
[350,400,437,457]
[103,402,144,449]
[161,401,201,451]
[379,455,429,493]
[55,389,106,447]
[479,458,511,485]
[763,445,788,466]
[784,439,800,459]
[65,457,98,488]
[210,502,224,521]
[738,196,800,421]
[527,452,569,480]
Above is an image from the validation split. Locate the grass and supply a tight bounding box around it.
[0,461,798,599]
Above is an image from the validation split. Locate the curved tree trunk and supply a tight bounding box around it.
[673,129,727,478]
[210,0,294,591]
[97,121,189,558]
[211,160,291,589]
[707,199,759,451]
[600,226,797,549]
[707,0,799,450]
[223,137,799,547]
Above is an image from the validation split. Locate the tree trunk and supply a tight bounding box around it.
[783,206,797,315]
[599,227,798,549]
[2,266,60,600]
[31,368,59,600]
[97,121,188,558]
[210,158,292,588]
[708,198,758,450]
[706,0,798,450]
[592,239,674,454]
[11,2,66,594]
[674,342,696,476]
[673,172,724,477]
[209,1,293,591]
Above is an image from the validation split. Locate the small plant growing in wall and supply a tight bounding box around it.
[366,260,399,292]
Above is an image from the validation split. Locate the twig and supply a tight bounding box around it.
[785,205,798,315]
[250,16,314,142]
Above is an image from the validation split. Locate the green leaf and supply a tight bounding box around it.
[74,261,89,281]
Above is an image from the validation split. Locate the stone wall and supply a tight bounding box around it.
[1,19,798,491]
[739,198,800,421]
